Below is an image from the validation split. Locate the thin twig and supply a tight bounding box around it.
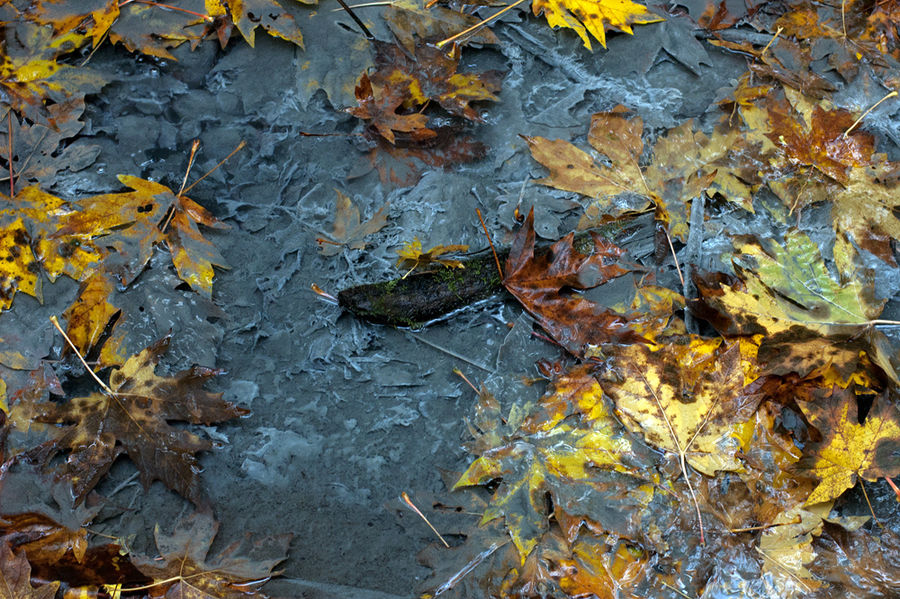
[404,331,492,372]
[49,316,116,396]
[476,208,503,280]
[843,90,898,137]
[663,227,684,288]
[760,26,782,56]
[436,0,528,49]
[334,0,375,39]
[402,492,450,548]
[7,111,13,199]
[181,140,245,195]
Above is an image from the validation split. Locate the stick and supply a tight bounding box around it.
[402,492,450,547]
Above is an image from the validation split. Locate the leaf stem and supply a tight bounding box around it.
[49,315,115,397]
[436,0,528,49]
[843,90,898,137]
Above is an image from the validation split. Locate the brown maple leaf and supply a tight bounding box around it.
[132,511,290,599]
[317,190,389,256]
[503,207,644,357]
[0,541,59,599]
[33,334,248,504]
[763,95,875,185]
[346,72,435,145]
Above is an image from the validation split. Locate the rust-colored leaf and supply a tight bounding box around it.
[503,207,643,357]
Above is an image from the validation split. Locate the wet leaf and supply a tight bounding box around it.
[61,270,120,357]
[0,217,39,312]
[317,190,388,256]
[395,237,469,273]
[385,0,499,53]
[0,23,102,123]
[346,40,500,144]
[695,229,886,339]
[757,505,827,597]
[601,338,762,476]
[797,386,900,505]
[346,72,435,145]
[830,162,900,263]
[214,0,309,48]
[0,541,59,599]
[530,0,662,50]
[0,97,100,189]
[525,107,751,240]
[503,207,643,357]
[55,175,229,296]
[33,334,248,503]
[763,95,876,186]
[132,511,290,599]
[454,365,662,558]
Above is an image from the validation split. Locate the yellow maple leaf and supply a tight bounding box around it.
[395,237,469,277]
[797,387,900,505]
[531,0,662,50]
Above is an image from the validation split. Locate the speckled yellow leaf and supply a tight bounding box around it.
[62,271,120,356]
[601,337,763,476]
[0,218,40,311]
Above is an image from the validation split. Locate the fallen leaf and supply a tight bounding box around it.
[346,40,501,145]
[0,97,100,189]
[757,505,826,597]
[694,229,886,339]
[0,541,59,599]
[395,237,469,273]
[454,364,662,558]
[797,386,900,505]
[61,270,120,357]
[503,207,643,357]
[601,338,762,477]
[346,72,435,145]
[132,511,290,599]
[385,0,499,53]
[0,218,39,312]
[54,174,229,296]
[0,23,102,123]
[33,334,248,503]
[530,0,662,50]
[526,107,751,240]
[317,190,388,256]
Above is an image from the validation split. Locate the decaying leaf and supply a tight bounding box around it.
[503,207,643,357]
[757,505,827,597]
[33,334,248,503]
[61,270,120,357]
[797,386,900,505]
[695,229,886,339]
[454,365,663,558]
[601,338,762,476]
[530,0,662,50]
[317,190,388,256]
[346,41,501,144]
[0,541,59,599]
[525,106,751,240]
[54,175,229,296]
[132,511,290,599]
[0,23,103,123]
